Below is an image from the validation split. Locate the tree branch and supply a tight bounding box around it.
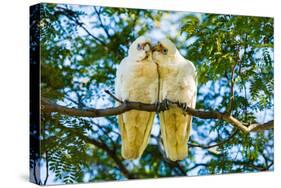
[227,63,237,113]
[93,7,111,38]
[231,160,271,171]
[56,6,106,46]
[104,90,123,104]
[186,163,208,172]
[33,159,38,184]
[188,129,239,149]
[41,97,273,134]
[58,124,135,179]
[43,151,49,185]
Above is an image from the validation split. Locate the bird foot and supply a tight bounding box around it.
[159,98,170,112]
[178,102,189,112]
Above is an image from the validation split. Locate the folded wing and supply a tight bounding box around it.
[115,57,158,159]
[159,60,197,161]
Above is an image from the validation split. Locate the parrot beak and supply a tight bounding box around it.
[152,43,163,52]
[136,42,152,62]
[143,42,151,52]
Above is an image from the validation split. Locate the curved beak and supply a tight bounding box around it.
[152,43,163,52]
[143,42,151,52]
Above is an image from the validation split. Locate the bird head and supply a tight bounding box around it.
[128,36,152,61]
[152,38,177,63]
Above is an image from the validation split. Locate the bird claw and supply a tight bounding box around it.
[176,101,182,108]
[159,99,170,112]
[178,102,189,112]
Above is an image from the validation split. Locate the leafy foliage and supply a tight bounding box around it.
[31,3,273,184]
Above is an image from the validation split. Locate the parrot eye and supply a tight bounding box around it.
[163,48,168,55]
[137,43,142,50]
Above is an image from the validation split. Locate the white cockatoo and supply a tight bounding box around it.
[152,38,197,161]
[115,36,159,160]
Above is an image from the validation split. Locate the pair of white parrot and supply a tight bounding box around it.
[115,36,197,161]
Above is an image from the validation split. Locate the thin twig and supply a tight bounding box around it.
[94,7,111,38]
[57,123,135,179]
[186,163,208,171]
[56,7,106,45]
[33,159,38,184]
[267,162,274,169]
[227,63,237,113]
[188,129,239,149]
[43,151,49,185]
[104,90,123,103]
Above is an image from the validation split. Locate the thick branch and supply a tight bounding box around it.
[41,97,155,117]
[41,97,273,134]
